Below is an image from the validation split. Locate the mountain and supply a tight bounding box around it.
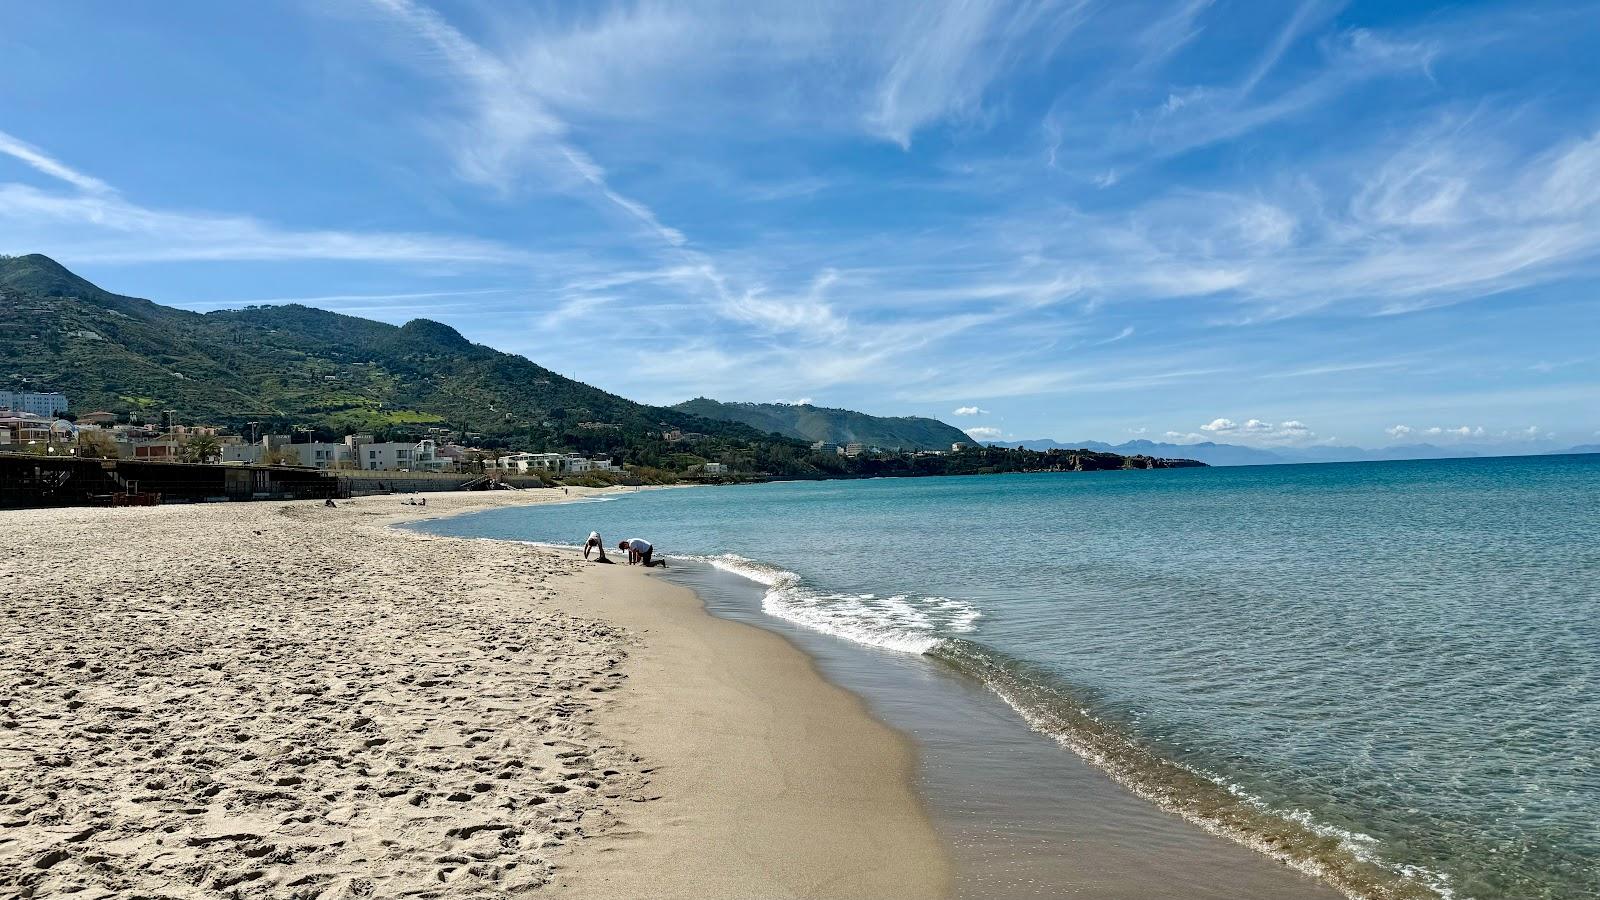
[0,253,788,453]
[995,438,1535,466]
[672,398,972,450]
[1550,444,1600,456]
[998,439,1288,467]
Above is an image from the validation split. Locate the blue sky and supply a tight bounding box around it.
[2,0,1597,451]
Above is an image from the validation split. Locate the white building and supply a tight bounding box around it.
[222,443,264,465]
[703,462,728,475]
[0,391,67,417]
[360,439,444,471]
[493,452,566,474]
[287,442,351,469]
[491,452,624,475]
[811,441,842,455]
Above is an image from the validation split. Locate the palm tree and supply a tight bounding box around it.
[185,435,221,464]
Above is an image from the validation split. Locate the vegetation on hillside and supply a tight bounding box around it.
[672,397,973,450]
[0,254,1203,479]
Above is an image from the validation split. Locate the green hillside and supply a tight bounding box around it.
[0,254,1201,478]
[0,253,793,457]
[673,398,972,450]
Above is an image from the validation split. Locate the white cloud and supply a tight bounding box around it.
[1423,425,1484,439]
[965,426,1003,440]
[866,0,1087,148]
[952,406,987,416]
[0,130,112,194]
[0,123,532,266]
[1194,416,1319,445]
[1386,424,1413,438]
[0,181,527,265]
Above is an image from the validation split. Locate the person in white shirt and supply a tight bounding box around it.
[617,538,658,566]
[583,531,609,561]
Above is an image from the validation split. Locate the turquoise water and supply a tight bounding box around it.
[416,456,1600,899]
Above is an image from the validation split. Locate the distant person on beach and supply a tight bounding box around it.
[584,531,611,562]
[618,538,662,567]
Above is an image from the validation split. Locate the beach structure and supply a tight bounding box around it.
[0,453,340,506]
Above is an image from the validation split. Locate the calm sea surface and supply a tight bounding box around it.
[415,456,1600,899]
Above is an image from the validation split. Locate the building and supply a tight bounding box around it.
[810,441,842,455]
[951,442,971,451]
[0,412,58,447]
[359,439,444,471]
[492,452,566,474]
[77,411,118,426]
[703,462,728,475]
[222,443,265,465]
[844,442,866,458]
[133,437,185,461]
[0,391,67,417]
[286,442,351,469]
[490,452,624,475]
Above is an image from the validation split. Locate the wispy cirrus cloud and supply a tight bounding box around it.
[0,129,112,194]
[0,134,528,265]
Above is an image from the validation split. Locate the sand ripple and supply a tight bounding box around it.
[0,495,642,899]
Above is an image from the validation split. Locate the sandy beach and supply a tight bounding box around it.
[0,490,949,899]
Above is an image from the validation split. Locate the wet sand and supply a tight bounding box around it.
[0,490,947,899]
[655,557,1347,900]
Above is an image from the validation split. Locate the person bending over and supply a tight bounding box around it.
[584,531,611,562]
[618,538,660,567]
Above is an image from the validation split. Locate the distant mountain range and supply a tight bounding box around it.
[995,438,1598,466]
[672,398,971,451]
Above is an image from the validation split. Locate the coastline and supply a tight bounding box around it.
[414,483,1363,900]
[0,489,949,899]
[547,564,951,898]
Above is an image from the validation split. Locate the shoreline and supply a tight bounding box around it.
[0,489,950,899]
[545,564,951,898]
[414,489,1364,900]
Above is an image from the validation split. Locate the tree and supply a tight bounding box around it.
[263,447,299,467]
[185,435,221,463]
[77,431,119,459]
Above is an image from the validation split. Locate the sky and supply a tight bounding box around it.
[2,0,1597,451]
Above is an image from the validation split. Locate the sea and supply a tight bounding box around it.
[411,455,1600,899]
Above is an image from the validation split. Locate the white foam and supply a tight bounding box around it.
[694,553,980,655]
